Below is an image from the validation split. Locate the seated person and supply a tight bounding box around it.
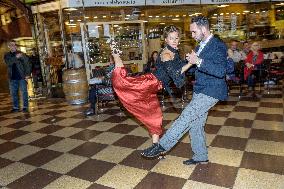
[85,55,115,116]
[144,51,158,73]
[244,42,264,96]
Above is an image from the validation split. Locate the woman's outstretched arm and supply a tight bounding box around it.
[112,54,124,68]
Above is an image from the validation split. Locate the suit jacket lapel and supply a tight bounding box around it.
[195,45,200,53]
[199,37,215,57]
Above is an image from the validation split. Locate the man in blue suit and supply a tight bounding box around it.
[141,16,228,165]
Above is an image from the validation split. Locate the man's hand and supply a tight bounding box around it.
[186,51,201,67]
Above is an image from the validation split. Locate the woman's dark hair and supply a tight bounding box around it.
[150,51,158,62]
[191,15,210,29]
[163,25,180,39]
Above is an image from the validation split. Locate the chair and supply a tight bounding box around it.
[265,58,284,93]
[226,60,243,98]
[95,84,116,113]
[90,67,117,114]
[239,60,268,98]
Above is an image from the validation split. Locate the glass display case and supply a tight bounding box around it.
[80,20,146,81]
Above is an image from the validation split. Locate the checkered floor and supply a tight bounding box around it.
[0,82,283,189]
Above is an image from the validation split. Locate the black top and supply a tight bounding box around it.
[10,52,23,80]
[153,45,187,96]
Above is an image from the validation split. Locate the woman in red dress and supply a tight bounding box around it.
[111,25,192,145]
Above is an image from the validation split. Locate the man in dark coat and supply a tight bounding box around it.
[4,41,31,112]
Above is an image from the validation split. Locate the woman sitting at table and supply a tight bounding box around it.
[244,42,264,97]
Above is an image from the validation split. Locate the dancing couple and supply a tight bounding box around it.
[111,16,228,165]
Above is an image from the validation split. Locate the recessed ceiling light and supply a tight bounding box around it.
[65,8,77,11]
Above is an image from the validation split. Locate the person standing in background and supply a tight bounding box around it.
[29,49,42,89]
[4,41,31,112]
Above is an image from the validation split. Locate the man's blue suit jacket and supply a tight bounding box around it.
[190,36,228,101]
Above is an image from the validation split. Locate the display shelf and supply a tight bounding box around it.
[80,20,146,82]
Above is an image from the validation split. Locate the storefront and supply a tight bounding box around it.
[31,0,284,101]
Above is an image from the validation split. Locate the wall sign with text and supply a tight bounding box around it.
[146,0,200,5]
[62,0,145,8]
[201,0,249,4]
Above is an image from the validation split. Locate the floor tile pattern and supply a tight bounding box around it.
[0,82,283,189]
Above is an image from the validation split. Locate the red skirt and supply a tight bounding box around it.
[112,67,163,136]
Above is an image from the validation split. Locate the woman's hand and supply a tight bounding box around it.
[160,49,174,62]
[245,62,254,69]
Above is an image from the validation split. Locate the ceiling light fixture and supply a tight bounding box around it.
[217,4,229,8]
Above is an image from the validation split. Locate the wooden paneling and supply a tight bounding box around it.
[1,17,32,40]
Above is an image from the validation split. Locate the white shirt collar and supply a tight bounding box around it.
[200,34,213,46]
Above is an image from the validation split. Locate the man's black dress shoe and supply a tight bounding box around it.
[22,108,29,113]
[84,108,95,116]
[11,108,19,113]
[141,143,166,158]
[183,159,209,165]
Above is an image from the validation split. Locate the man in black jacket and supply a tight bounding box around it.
[4,41,31,112]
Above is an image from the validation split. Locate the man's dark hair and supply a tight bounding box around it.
[191,16,210,29]
[231,39,239,43]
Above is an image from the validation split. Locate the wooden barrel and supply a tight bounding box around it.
[62,68,88,105]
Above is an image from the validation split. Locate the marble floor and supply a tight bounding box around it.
[0,83,283,189]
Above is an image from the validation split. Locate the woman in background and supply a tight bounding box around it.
[144,51,158,73]
[244,42,264,97]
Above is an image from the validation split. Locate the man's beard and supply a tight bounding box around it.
[196,33,205,43]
